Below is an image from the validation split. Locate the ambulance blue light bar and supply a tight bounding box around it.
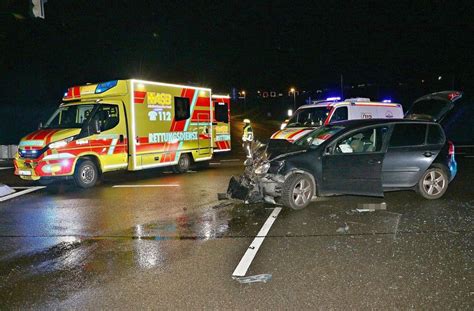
[326,97,341,101]
[95,80,118,94]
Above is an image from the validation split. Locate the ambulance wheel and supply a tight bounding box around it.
[173,154,191,173]
[74,160,98,188]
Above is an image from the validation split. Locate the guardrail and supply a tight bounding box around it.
[0,145,18,159]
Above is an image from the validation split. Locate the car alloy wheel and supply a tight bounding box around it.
[292,179,312,207]
[418,167,448,199]
[280,173,314,210]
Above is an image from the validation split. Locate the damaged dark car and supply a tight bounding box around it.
[239,119,457,210]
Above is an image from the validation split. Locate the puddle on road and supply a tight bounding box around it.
[0,201,274,307]
[120,201,272,241]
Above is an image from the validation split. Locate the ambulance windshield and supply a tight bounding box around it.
[286,107,332,128]
[44,104,95,129]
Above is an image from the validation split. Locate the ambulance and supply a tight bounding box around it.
[272,98,404,143]
[14,79,231,188]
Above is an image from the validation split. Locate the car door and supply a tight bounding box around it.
[382,123,437,188]
[321,125,389,196]
[88,104,128,170]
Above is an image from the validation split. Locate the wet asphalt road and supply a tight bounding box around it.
[0,139,473,308]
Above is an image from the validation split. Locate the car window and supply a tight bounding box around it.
[92,104,119,132]
[427,124,445,145]
[334,126,388,154]
[330,107,348,123]
[294,126,345,147]
[389,123,427,147]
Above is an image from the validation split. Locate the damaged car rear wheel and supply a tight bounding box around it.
[280,173,314,210]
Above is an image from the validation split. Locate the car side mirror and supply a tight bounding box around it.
[323,146,332,155]
[38,122,43,129]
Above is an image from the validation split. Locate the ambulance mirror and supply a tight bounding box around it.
[38,122,43,129]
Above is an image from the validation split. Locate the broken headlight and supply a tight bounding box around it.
[254,162,271,175]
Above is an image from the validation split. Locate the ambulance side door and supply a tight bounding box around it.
[89,104,128,171]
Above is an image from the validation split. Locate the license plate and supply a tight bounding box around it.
[19,170,32,176]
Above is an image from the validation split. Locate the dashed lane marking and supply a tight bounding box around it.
[112,184,180,188]
[0,167,13,170]
[0,186,46,203]
[232,207,282,277]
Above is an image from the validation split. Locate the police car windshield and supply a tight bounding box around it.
[44,104,96,129]
[286,107,332,128]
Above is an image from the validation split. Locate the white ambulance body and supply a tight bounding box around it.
[274,98,404,142]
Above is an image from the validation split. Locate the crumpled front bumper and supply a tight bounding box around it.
[260,174,285,204]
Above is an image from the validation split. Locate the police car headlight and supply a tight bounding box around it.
[255,162,271,175]
[49,137,74,149]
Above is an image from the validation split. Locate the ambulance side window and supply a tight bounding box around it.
[175,97,190,121]
[330,107,348,123]
[214,102,229,123]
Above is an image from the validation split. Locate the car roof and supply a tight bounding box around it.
[327,118,437,130]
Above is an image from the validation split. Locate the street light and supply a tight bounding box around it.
[241,90,246,113]
[290,88,296,110]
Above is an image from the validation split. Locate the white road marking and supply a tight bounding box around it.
[465,155,474,158]
[209,162,221,165]
[0,186,46,202]
[220,159,241,162]
[0,167,13,170]
[112,184,180,188]
[232,207,282,277]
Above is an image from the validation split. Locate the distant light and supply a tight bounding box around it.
[287,109,293,117]
[421,79,425,83]
[241,90,246,95]
[382,99,392,103]
[438,76,442,80]
[326,97,341,101]
[290,88,295,93]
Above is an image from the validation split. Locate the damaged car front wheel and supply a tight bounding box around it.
[280,173,314,210]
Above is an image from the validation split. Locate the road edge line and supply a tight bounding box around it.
[0,186,46,202]
[232,207,282,277]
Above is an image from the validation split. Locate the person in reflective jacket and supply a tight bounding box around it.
[242,119,254,159]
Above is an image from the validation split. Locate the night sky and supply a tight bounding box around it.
[0,0,473,142]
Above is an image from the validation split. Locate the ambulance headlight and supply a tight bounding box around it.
[254,162,271,175]
[49,137,74,149]
[280,122,287,130]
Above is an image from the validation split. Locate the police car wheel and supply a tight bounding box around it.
[173,154,191,173]
[74,160,98,188]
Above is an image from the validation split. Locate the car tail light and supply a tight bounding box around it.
[448,140,455,156]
